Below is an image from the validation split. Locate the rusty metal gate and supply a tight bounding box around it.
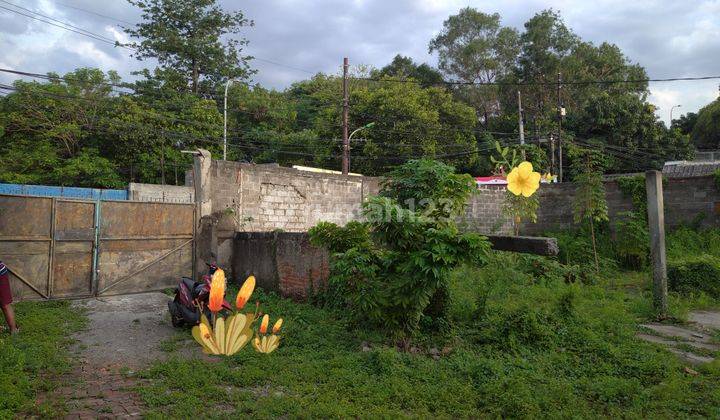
[0,194,194,300]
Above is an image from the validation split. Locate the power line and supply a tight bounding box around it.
[53,1,135,25]
[0,0,117,43]
[356,74,720,87]
[0,3,130,49]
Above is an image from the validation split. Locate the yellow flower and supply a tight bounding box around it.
[236,275,256,310]
[253,334,281,354]
[272,318,283,334]
[259,314,269,334]
[507,161,541,197]
[208,268,226,313]
[191,312,254,356]
[253,315,283,354]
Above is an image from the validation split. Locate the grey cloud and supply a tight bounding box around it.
[1,0,718,121]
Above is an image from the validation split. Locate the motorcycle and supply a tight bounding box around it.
[167,262,232,327]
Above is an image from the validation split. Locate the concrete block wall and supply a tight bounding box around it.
[460,186,513,235]
[128,183,194,203]
[523,175,720,234]
[210,160,380,233]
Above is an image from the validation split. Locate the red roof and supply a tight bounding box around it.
[475,176,507,185]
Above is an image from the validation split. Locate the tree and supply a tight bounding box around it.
[309,160,489,340]
[429,8,519,122]
[569,144,609,271]
[567,92,693,172]
[671,112,698,135]
[691,99,720,149]
[374,55,444,88]
[125,0,254,93]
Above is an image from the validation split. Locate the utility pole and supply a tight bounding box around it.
[550,134,555,175]
[342,57,350,175]
[646,170,668,317]
[518,91,525,159]
[557,72,563,182]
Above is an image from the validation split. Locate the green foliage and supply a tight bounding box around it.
[617,175,648,215]
[134,256,720,418]
[614,212,650,269]
[310,160,490,337]
[372,55,444,88]
[0,68,222,187]
[51,149,124,188]
[489,140,520,174]
[308,221,371,253]
[125,0,253,93]
[0,301,86,417]
[569,145,608,224]
[379,159,476,222]
[667,256,720,298]
[502,192,540,235]
[691,98,720,149]
[666,227,720,261]
[546,228,618,272]
[429,8,519,120]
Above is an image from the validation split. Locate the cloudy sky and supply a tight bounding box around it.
[1,0,718,124]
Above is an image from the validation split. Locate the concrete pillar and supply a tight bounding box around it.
[193,149,213,220]
[645,170,668,317]
[193,149,214,278]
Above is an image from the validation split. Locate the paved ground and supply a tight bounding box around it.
[41,292,193,419]
[638,310,720,366]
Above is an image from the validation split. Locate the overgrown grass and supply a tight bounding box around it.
[0,300,86,417]
[136,252,720,418]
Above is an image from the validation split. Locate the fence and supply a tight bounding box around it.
[0,194,194,300]
[0,183,128,200]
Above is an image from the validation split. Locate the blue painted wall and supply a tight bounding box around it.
[0,183,128,200]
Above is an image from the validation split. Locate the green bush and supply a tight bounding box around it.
[614,211,649,269]
[667,227,720,261]
[667,256,720,297]
[310,159,490,338]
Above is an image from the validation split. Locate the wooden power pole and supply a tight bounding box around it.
[342,57,350,175]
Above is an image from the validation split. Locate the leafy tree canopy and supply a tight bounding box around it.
[124,0,254,93]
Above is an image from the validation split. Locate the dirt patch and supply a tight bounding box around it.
[38,292,198,418]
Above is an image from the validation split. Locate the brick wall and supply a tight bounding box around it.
[232,232,329,300]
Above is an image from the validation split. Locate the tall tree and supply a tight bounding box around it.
[671,112,698,136]
[429,8,519,122]
[691,99,720,149]
[125,0,254,93]
[373,55,444,88]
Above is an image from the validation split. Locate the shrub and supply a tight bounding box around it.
[614,211,649,269]
[666,227,720,261]
[310,160,491,338]
[667,256,720,297]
